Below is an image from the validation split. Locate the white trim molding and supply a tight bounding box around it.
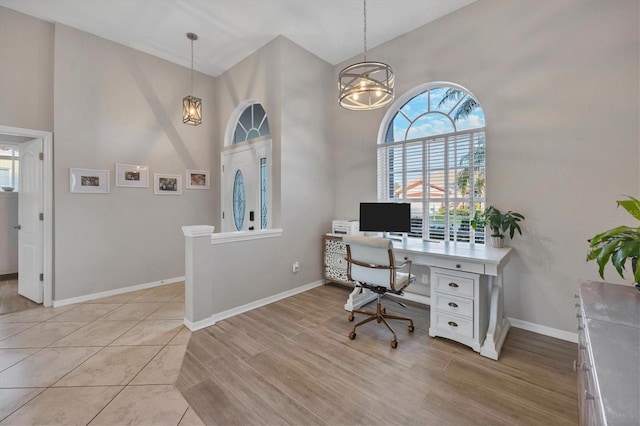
[52,276,185,307]
[210,228,283,245]
[184,279,324,331]
[508,317,578,343]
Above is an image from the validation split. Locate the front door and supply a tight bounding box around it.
[221,139,271,232]
[18,138,43,303]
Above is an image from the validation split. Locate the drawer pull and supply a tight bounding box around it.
[448,302,458,308]
[572,360,577,372]
[455,264,461,269]
[448,282,459,288]
[585,391,595,401]
[447,321,458,327]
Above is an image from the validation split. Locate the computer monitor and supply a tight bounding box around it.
[359,202,411,233]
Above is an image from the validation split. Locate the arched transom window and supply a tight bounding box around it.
[233,103,270,144]
[378,83,486,243]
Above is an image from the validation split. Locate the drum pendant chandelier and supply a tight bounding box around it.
[338,0,394,110]
[183,32,202,125]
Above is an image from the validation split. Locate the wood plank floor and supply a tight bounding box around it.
[0,277,40,315]
[177,284,578,425]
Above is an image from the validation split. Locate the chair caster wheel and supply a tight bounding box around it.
[349,331,356,340]
[348,313,354,322]
[408,325,415,332]
[382,307,386,314]
[390,340,398,349]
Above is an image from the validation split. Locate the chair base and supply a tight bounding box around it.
[348,293,414,348]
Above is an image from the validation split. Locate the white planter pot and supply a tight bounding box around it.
[491,236,504,248]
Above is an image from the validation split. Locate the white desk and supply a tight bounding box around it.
[338,237,512,360]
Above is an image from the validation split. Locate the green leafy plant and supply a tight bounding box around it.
[587,196,640,283]
[471,206,525,239]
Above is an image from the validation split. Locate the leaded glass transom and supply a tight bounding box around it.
[233,103,270,144]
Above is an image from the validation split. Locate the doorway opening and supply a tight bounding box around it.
[0,125,53,312]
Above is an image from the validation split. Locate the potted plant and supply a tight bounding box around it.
[471,206,525,248]
[587,196,640,289]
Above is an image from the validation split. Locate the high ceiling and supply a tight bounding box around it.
[0,0,475,77]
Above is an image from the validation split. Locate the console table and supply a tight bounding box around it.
[577,280,640,425]
[323,234,512,360]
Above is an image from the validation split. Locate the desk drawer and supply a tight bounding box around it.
[433,311,473,338]
[430,257,484,274]
[433,273,475,298]
[434,293,473,318]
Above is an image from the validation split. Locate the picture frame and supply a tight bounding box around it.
[154,173,182,195]
[186,169,210,190]
[115,164,149,188]
[70,168,110,194]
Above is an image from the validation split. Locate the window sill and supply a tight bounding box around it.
[210,228,283,245]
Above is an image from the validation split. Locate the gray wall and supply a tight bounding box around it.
[0,6,53,131]
[190,37,334,320]
[331,0,640,333]
[53,24,217,300]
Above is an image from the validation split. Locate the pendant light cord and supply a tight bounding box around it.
[190,38,194,96]
[363,0,367,62]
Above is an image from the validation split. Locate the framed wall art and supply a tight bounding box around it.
[186,169,210,190]
[154,173,182,195]
[70,168,110,194]
[115,164,149,188]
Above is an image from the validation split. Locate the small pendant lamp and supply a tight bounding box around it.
[183,32,202,125]
[338,0,394,110]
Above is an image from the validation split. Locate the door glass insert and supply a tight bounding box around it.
[233,170,246,230]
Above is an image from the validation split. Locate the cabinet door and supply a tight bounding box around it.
[323,237,349,284]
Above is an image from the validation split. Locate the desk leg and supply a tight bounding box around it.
[480,273,510,360]
[344,285,377,311]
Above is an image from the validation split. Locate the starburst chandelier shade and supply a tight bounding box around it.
[183,32,202,125]
[338,0,394,110]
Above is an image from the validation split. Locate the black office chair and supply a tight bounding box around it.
[343,235,415,348]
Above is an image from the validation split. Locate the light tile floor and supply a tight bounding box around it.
[0,282,205,425]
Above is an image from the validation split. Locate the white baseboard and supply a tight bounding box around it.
[184,280,326,331]
[509,317,578,343]
[52,276,185,307]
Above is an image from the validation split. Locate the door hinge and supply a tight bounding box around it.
[39,213,44,221]
[39,273,44,281]
[39,152,44,161]
[222,212,225,219]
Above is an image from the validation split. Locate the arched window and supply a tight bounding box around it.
[378,83,486,243]
[233,103,270,144]
[222,101,272,231]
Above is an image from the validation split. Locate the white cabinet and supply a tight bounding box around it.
[429,267,488,352]
[577,281,640,426]
[323,235,350,286]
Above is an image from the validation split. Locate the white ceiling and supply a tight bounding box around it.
[0,0,475,77]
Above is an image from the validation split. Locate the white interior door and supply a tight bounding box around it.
[18,138,43,303]
[222,146,260,232]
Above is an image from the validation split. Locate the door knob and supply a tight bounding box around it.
[14,225,21,230]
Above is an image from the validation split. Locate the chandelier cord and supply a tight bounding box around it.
[363,0,367,62]
[190,38,194,96]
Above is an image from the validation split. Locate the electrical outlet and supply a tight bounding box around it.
[293,261,300,273]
